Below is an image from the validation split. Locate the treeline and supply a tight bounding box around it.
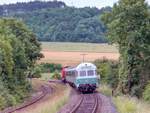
[0,1,111,43]
[0,1,66,15]
[0,18,42,110]
[101,0,150,101]
[14,7,110,43]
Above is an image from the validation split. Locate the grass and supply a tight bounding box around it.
[41,42,118,53]
[41,73,52,81]
[41,73,61,81]
[98,84,150,113]
[37,87,70,113]
[98,84,112,96]
[24,83,70,113]
[113,96,150,113]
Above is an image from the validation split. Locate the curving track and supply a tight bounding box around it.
[1,85,52,113]
[70,93,101,113]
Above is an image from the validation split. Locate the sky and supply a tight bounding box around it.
[0,0,150,8]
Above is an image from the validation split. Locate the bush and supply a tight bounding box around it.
[4,94,17,107]
[40,63,62,73]
[32,66,42,78]
[51,70,61,79]
[143,82,150,103]
[131,85,143,98]
[94,59,119,88]
[98,84,112,96]
[0,95,7,110]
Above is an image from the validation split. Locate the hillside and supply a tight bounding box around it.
[0,1,66,15]
[0,1,111,43]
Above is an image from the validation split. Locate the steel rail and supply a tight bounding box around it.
[70,94,84,113]
[70,94,99,113]
[1,85,51,113]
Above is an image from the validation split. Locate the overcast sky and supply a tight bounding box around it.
[0,0,150,8]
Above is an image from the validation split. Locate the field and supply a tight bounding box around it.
[40,42,119,66]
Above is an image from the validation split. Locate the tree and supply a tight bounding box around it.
[101,0,150,97]
[0,18,42,109]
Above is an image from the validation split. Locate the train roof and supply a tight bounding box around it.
[76,62,96,70]
[65,62,96,71]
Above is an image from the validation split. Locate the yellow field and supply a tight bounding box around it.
[41,42,118,53]
[40,42,119,66]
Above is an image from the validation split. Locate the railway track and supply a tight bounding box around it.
[1,85,52,113]
[70,94,100,113]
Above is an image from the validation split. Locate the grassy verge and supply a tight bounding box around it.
[98,85,150,113]
[38,88,69,113]
[41,73,52,80]
[31,85,70,113]
[98,84,112,96]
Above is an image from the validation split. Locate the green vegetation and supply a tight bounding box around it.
[98,84,112,96]
[14,6,108,43]
[114,96,137,113]
[0,1,111,43]
[101,0,150,98]
[114,96,150,113]
[41,73,52,81]
[0,18,42,110]
[0,1,66,15]
[41,72,61,80]
[94,59,119,88]
[51,70,61,80]
[35,86,70,113]
[143,82,150,103]
[98,85,150,113]
[42,42,118,53]
[40,63,62,73]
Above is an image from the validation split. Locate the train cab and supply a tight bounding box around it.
[61,62,100,92]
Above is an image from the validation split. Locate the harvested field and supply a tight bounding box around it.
[41,42,119,53]
[40,51,119,66]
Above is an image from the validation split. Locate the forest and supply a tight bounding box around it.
[0,1,66,15]
[0,1,111,43]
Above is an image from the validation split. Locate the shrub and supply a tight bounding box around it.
[98,84,112,96]
[94,59,119,88]
[51,70,61,79]
[32,66,42,78]
[40,63,62,73]
[143,82,150,103]
[4,94,17,107]
[0,95,7,110]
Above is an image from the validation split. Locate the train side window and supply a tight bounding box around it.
[80,71,86,76]
[75,71,78,76]
[87,70,94,76]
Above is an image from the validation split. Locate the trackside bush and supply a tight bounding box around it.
[51,70,61,79]
[94,59,119,88]
[143,82,150,103]
[40,63,62,73]
[32,66,42,78]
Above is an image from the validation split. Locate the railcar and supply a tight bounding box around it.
[61,62,100,92]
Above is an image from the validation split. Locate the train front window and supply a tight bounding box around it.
[87,70,94,76]
[80,71,86,76]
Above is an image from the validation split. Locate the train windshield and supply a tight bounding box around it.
[80,71,86,76]
[87,70,94,76]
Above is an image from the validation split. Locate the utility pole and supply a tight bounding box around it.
[81,53,87,62]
